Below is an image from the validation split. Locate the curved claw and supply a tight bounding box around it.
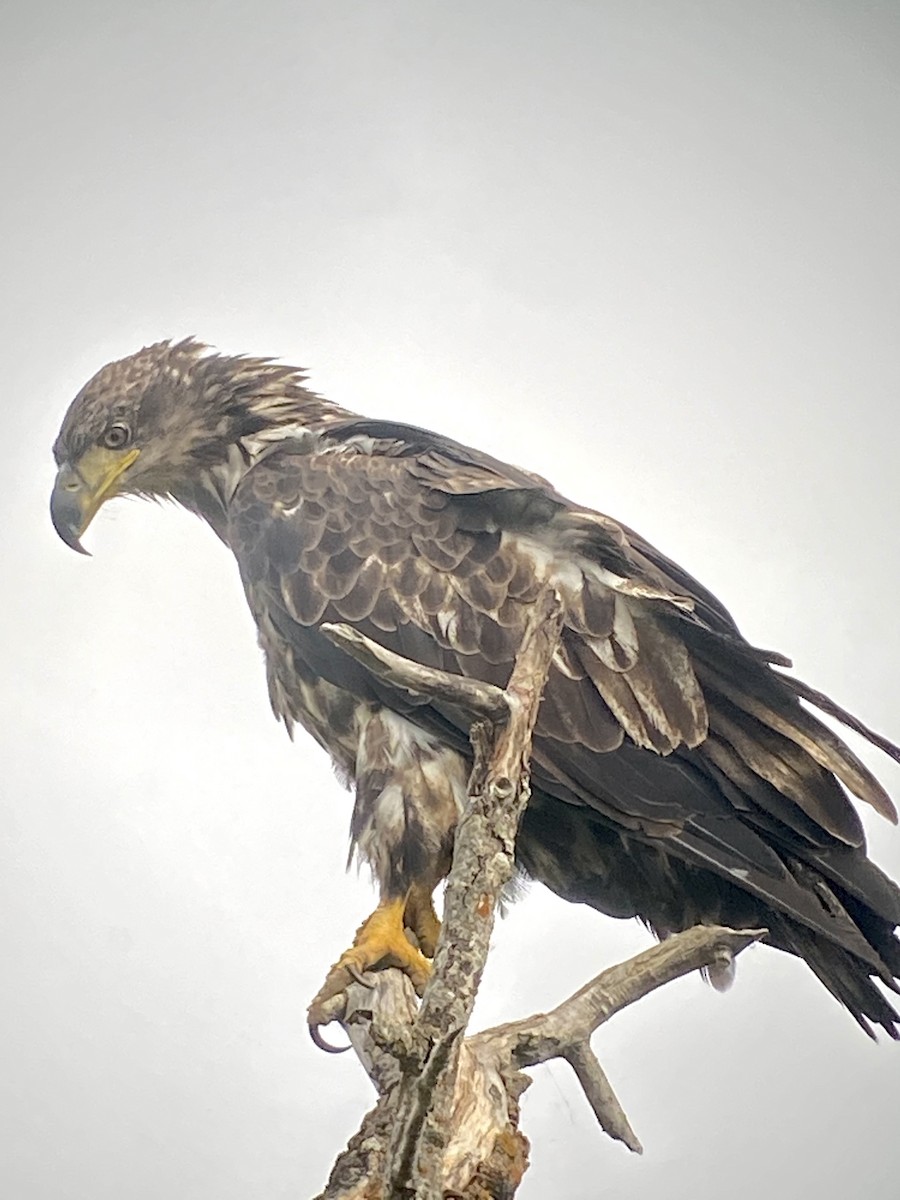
[345,962,375,988]
[307,899,434,1036]
[308,1022,351,1054]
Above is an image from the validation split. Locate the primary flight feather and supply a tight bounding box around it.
[51,338,900,1038]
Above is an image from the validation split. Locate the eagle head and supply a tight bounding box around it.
[50,338,327,553]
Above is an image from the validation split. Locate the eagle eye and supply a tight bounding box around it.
[102,424,131,450]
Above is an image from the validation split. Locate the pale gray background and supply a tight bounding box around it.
[3,2,900,1197]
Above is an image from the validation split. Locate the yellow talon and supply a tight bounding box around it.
[307,894,434,1026]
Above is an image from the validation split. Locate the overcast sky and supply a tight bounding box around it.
[3,2,900,1197]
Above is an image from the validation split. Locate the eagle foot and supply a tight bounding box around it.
[307,895,433,1031]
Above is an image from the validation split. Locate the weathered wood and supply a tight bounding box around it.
[485,925,766,1067]
[385,586,565,1198]
[311,596,767,1198]
[321,622,510,723]
[314,925,765,1197]
[562,1042,642,1154]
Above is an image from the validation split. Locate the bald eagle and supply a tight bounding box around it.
[51,339,900,1038]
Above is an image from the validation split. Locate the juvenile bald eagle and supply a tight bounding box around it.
[51,339,900,1038]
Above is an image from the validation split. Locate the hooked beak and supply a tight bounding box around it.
[50,446,141,555]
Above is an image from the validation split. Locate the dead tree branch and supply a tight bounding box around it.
[312,598,766,1198]
[321,623,509,723]
[471,923,764,1156]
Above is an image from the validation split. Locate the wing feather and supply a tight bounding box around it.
[697,656,897,822]
[228,422,900,1025]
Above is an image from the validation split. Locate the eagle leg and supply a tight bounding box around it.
[307,893,433,1028]
[403,882,442,958]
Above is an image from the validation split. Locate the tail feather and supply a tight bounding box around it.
[697,657,897,824]
[767,912,900,1040]
[783,674,900,776]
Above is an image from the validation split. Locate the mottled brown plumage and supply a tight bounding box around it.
[51,338,900,1036]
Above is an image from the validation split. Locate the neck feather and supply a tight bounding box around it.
[165,357,355,542]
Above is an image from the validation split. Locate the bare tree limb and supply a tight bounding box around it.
[384,586,565,1197]
[562,1042,642,1154]
[314,925,765,1198]
[310,596,767,1197]
[321,622,509,723]
[468,923,765,1165]
[482,924,766,1066]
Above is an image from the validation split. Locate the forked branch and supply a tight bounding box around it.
[313,595,766,1198]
